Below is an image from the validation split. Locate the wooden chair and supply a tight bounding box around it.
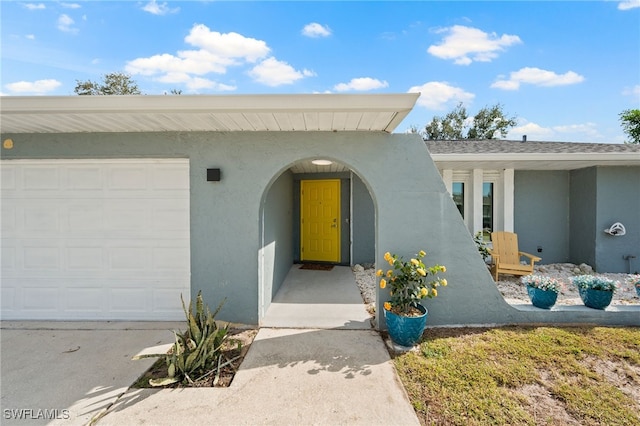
[489,231,541,281]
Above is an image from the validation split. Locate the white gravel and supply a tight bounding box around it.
[352,263,640,307]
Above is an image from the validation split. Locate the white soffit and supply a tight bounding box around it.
[431,152,640,170]
[0,93,420,134]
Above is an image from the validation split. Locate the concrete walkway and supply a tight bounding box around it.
[98,328,419,425]
[262,265,373,329]
[0,321,184,426]
[1,266,420,425]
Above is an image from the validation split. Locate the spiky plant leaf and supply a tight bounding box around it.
[149,377,179,387]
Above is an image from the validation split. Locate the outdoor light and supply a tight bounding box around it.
[207,168,221,181]
[311,159,332,166]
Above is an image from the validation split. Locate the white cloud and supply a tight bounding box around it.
[622,84,640,99]
[508,122,554,140]
[302,23,332,38]
[185,24,269,62]
[334,77,389,92]
[126,23,313,90]
[23,3,45,10]
[61,3,82,9]
[508,119,602,142]
[491,67,585,90]
[427,25,521,65]
[248,57,314,86]
[156,74,236,91]
[26,34,36,40]
[407,81,475,110]
[126,23,273,91]
[142,0,179,15]
[618,0,640,10]
[5,79,61,94]
[127,51,235,76]
[57,14,78,33]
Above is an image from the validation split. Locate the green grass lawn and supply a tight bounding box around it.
[394,326,640,425]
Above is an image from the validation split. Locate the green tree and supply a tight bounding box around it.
[419,103,517,141]
[423,103,468,140]
[74,72,141,95]
[619,109,640,144]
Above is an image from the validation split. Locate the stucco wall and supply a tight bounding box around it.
[569,167,598,268]
[514,170,570,264]
[351,173,375,265]
[262,170,293,309]
[3,131,637,327]
[594,166,640,273]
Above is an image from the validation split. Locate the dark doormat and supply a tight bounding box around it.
[299,263,334,271]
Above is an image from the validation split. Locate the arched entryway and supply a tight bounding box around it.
[258,158,376,328]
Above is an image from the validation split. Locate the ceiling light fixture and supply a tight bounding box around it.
[311,159,333,166]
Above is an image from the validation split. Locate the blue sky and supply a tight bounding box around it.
[2,1,639,142]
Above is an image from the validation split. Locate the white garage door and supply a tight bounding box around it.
[1,159,190,320]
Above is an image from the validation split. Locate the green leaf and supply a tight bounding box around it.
[149,377,179,387]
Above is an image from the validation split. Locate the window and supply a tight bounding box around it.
[452,182,464,218]
[482,182,494,237]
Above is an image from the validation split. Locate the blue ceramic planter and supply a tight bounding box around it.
[578,287,613,309]
[526,285,558,309]
[636,285,640,298]
[384,304,427,348]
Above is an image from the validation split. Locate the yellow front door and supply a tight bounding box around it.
[300,179,340,262]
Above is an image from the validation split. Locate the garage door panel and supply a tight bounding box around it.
[64,287,104,312]
[66,166,104,190]
[23,166,60,190]
[1,159,190,321]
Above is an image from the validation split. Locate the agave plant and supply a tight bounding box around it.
[133,291,240,386]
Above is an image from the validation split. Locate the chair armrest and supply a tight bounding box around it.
[488,251,499,264]
[519,251,541,265]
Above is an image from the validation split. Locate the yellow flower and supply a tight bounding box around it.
[383,302,392,311]
[418,250,426,257]
[376,269,383,277]
[411,258,419,266]
[440,265,447,273]
[384,252,392,262]
[380,278,387,289]
[386,270,393,278]
[431,288,438,297]
[417,268,426,276]
[420,287,428,297]
[441,278,448,287]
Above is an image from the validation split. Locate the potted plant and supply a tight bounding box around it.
[629,275,640,298]
[378,250,447,348]
[474,231,491,265]
[520,275,561,309]
[571,275,618,309]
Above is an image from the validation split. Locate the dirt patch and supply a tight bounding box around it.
[514,382,581,425]
[132,327,257,388]
[586,357,640,410]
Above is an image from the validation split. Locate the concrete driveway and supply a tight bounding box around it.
[0,321,183,425]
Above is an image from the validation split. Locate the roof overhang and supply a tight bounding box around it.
[431,152,640,170]
[0,93,420,134]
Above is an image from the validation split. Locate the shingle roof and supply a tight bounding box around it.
[425,139,640,170]
[425,140,640,154]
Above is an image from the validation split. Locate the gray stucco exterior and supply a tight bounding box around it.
[591,167,640,273]
[514,167,640,274]
[2,130,638,327]
[514,170,570,264]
